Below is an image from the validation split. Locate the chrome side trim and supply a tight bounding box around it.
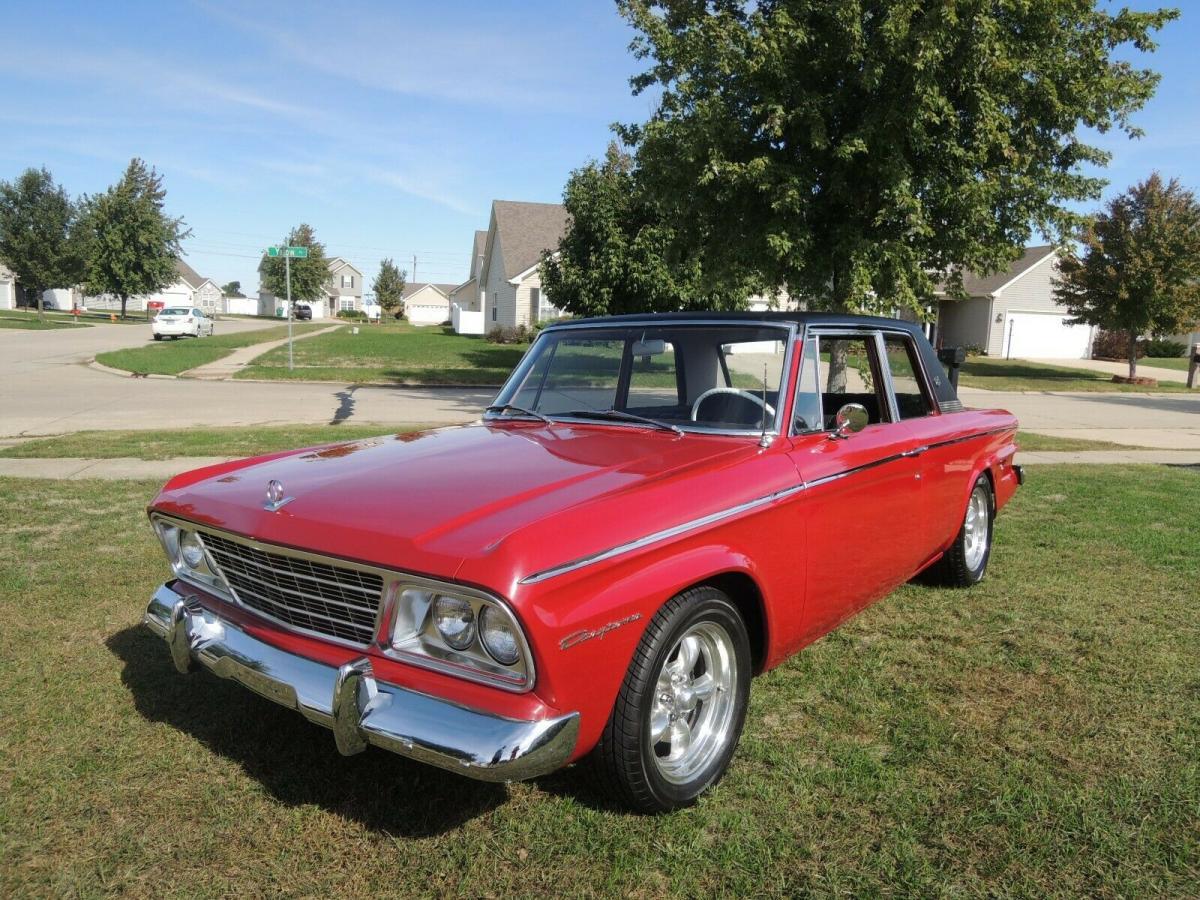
[144,583,578,782]
[519,482,806,585]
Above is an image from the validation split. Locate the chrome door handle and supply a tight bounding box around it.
[900,446,928,458]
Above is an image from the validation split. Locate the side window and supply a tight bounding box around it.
[626,340,681,412]
[815,333,887,429]
[793,335,822,432]
[883,334,933,419]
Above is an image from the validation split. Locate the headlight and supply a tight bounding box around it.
[179,530,206,569]
[389,583,533,692]
[157,522,181,563]
[432,595,475,650]
[479,606,519,665]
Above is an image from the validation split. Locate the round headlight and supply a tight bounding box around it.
[179,530,206,569]
[479,606,520,665]
[432,596,475,650]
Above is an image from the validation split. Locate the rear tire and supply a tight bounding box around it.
[152,334,162,341]
[934,475,993,587]
[591,586,751,813]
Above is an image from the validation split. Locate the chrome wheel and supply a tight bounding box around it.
[963,485,990,571]
[649,621,737,785]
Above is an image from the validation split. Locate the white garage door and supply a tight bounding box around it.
[1003,311,1093,359]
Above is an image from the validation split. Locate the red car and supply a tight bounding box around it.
[144,313,1021,812]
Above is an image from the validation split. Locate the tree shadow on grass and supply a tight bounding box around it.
[106,625,509,837]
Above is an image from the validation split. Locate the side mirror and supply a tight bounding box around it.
[831,403,869,439]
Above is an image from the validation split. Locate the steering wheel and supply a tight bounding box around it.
[690,388,775,423]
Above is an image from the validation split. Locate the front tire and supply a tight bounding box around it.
[935,475,994,587]
[591,586,751,813]
[152,334,162,341]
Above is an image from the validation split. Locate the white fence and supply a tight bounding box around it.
[452,303,484,335]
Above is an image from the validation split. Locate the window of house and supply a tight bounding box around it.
[882,333,933,419]
[530,287,541,320]
[491,305,497,321]
[340,297,355,311]
[341,274,354,289]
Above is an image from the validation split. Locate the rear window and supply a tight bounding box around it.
[161,308,189,316]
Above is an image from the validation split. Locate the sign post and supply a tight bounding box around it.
[267,245,309,371]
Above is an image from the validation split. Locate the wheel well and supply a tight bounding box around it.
[699,572,767,674]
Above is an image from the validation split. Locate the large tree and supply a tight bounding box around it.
[260,223,329,310]
[0,168,84,320]
[221,280,244,298]
[81,158,189,319]
[541,143,764,316]
[1055,174,1200,380]
[372,258,406,317]
[617,0,1178,313]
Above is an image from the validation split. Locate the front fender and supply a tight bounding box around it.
[517,542,769,762]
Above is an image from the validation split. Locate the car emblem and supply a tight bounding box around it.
[263,479,294,512]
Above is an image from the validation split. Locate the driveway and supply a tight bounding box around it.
[0,321,493,436]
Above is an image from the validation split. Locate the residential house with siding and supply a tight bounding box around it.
[402,282,457,326]
[258,256,364,319]
[935,245,1096,359]
[478,200,569,331]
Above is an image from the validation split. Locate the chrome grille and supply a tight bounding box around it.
[201,532,384,646]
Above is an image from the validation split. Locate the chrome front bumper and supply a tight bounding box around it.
[143,583,579,782]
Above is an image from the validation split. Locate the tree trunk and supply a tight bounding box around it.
[36,286,44,321]
[1128,330,1138,380]
[120,293,128,320]
[825,260,853,392]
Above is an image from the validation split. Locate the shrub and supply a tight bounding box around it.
[336,309,367,321]
[1092,329,1142,360]
[486,324,532,344]
[1142,337,1187,358]
[963,343,985,358]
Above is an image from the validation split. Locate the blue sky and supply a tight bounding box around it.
[1,1,1196,294]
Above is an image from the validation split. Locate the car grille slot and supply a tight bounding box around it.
[201,532,384,646]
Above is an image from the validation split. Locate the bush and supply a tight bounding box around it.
[963,343,985,358]
[1092,329,1142,360]
[336,309,367,321]
[1142,337,1188,358]
[486,324,532,344]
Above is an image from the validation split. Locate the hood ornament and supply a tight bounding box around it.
[263,479,294,512]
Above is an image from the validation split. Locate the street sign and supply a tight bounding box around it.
[266,246,308,258]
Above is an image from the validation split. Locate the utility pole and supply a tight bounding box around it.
[412,253,418,286]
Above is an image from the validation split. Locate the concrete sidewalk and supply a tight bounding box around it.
[1025,357,1193,385]
[3,450,1198,481]
[182,324,341,379]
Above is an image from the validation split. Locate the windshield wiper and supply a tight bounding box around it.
[484,404,554,425]
[562,408,683,436]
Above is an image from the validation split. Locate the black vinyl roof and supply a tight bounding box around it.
[546,311,925,335]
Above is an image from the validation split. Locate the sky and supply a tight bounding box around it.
[1,1,1198,295]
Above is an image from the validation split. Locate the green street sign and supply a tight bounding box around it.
[266,246,308,258]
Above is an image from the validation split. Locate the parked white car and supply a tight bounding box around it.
[152,307,214,340]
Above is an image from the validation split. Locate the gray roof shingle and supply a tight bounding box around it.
[401,282,457,299]
[492,200,569,280]
[174,257,206,290]
[950,245,1058,296]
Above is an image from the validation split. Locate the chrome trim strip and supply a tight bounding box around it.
[144,584,578,782]
[519,482,806,585]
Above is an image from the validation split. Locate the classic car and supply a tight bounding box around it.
[144,312,1022,812]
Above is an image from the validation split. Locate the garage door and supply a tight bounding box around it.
[1003,311,1093,359]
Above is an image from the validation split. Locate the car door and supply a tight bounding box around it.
[786,328,928,641]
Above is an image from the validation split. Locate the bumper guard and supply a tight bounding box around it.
[144,583,578,782]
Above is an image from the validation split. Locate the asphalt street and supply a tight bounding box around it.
[1,320,1197,446]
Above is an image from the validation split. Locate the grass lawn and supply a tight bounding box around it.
[0,309,90,329]
[95,323,326,376]
[237,320,529,385]
[0,424,431,461]
[1,465,1197,895]
[958,357,1190,392]
[1134,356,1193,372]
[1015,431,1152,452]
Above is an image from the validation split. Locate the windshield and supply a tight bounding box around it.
[161,308,190,316]
[491,323,792,434]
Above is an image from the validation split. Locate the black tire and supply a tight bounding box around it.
[933,475,994,587]
[591,586,751,813]
[152,334,162,341]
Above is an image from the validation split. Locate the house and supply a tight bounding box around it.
[84,257,223,313]
[448,230,488,315]
[474,200,569,331]
[258,256,364,319]
[0,264,16,310]
[935,245,1094,359]
[401,282,457,326]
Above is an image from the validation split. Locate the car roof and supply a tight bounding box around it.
[544,311,925,336]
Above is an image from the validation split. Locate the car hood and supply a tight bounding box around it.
[152,422,760,584]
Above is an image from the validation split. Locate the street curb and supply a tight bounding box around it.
[87,359,178,380]
[227,377,506,389]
